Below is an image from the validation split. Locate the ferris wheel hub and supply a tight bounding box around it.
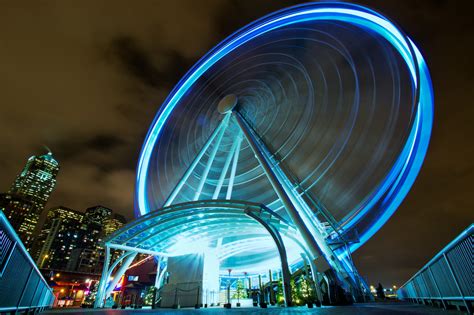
[217,94,238,114]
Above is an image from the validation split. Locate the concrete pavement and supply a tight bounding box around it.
[43,302,466,315]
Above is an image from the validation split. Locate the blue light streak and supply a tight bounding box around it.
[136,2,433,250]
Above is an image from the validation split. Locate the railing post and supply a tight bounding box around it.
[427,266,447,309]
[443,253,471,313]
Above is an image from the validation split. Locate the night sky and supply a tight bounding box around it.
[0,1,472,287]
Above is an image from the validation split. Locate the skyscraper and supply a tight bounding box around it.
[102,213,126,237]
[0,193,35,236]
[2,151,59,247]
[67,206,126,273]
[35,204,127,273]
[81,206,113,251]
[35,206,84,270]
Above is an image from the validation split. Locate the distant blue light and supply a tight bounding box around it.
[136,3,434,250]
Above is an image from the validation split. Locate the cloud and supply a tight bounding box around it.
[0,0,225,219]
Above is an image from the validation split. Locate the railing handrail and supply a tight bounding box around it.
[0,210,54,309]
[398,223,473,290]
[0,211,52,291]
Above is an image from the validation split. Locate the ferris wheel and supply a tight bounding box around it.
[96,2,433,308]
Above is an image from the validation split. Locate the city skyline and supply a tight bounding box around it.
[1,150,127,280]
[0,0,473,289]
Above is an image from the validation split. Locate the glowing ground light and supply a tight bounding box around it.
[135,2,433,252]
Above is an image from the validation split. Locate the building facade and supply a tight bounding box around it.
[35,204,127,274]
[35,206,84,270]
[67,207,126,273]
[0,193,35,241]
[103,213,126,237]
[1,151,59,248]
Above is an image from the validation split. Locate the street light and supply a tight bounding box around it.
[225,269,232,308]
[40,254,49,268]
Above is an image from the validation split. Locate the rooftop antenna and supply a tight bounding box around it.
[43,145,52,155]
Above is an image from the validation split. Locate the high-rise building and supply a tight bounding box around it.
[103,213,126,237]
[67,248,102,274]
[2,151,59,247]
[35,204,127,273]
[9,151,59,212]
[0,193,35,236]
[67,207,126,273]
[80,205,113,252]
[35,206,84,270]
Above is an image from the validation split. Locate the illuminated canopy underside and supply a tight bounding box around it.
[106,200,305,274]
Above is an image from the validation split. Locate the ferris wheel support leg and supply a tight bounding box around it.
[212,132,239,199]
[233,111,356,296]
[226,132,243,199]
[193,115,229,200]
[233,112,324,257]
[164,114,230,206]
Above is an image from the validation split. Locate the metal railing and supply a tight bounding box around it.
[397,224,473,313]
[0,211,55,314]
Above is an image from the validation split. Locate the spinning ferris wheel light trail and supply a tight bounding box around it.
[95,2,433,308]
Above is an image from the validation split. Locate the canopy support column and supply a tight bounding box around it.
[94,246,111,308]
[104,252,138,299]
[94,248,137,308]
[245,209,292,307]
[154,256,162,289]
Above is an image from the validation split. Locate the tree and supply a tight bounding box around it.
[276,278,284,305]
[143,286,155,306]
[232,279,247,299]
[300,277,313,303]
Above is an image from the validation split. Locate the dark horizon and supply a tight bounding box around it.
[0,0,473,288]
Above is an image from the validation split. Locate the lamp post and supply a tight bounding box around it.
[225,269,232,308]
[40,254,49,268]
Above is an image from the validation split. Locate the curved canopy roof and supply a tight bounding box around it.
[106,200,306,274]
